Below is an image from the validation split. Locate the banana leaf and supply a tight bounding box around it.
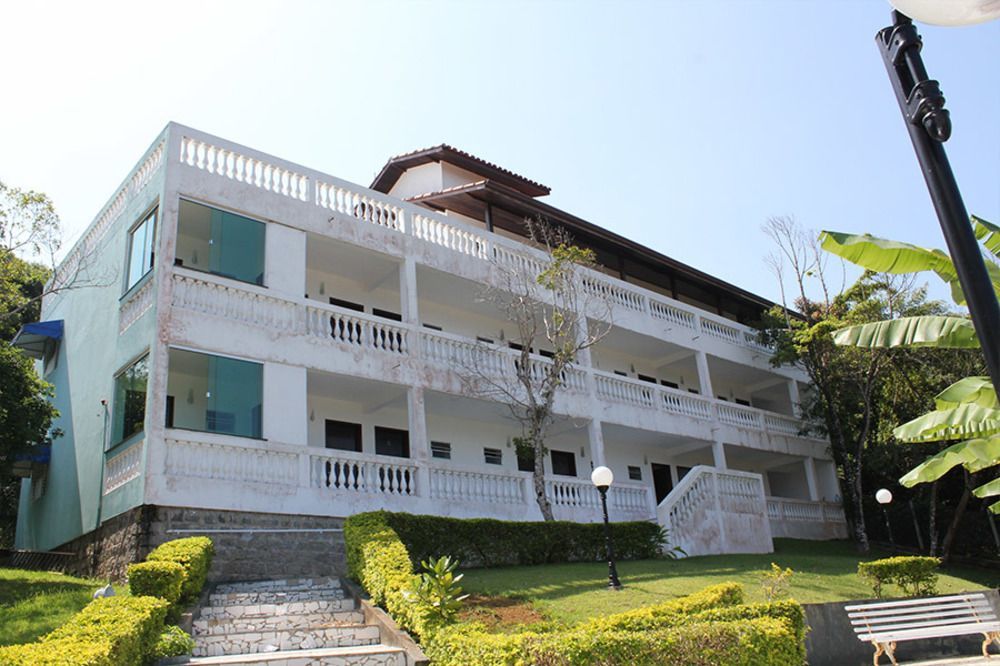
[832,316,978,349]
[893,403,1000,443]
[899,436,1000,487]
[935,376,998,410]
[973,476,1000,499]
[973,215,1000,259]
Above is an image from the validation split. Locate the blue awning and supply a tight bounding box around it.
[11,320,63,360]
[12,444,52,478]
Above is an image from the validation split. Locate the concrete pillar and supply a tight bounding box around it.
[266,225,307,300]
[263,362,307,445]
[587,419,606,467]
[408,387,431,495]
[804,457,820,501]
[695,351,714,398]
[399,257,419,325]
[787,380,802,417]
[711,438,727,470]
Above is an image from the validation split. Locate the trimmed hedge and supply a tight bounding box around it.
[347,511,665,569]
[425,616,801,666]
[584,582,744,632]
[0,595,168,665]
[128,560,186,606]
[858,556,940,598]
[146,536,214,603]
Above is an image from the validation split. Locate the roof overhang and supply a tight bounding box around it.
[11,444,52,478]
[408,181,779,314]
[11,320,64,360]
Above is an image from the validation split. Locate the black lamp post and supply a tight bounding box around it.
[876,3,1000,402]
[876,488,897,553]
[591,465,622,590]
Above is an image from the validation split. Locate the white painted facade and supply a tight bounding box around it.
[16,123,847,556]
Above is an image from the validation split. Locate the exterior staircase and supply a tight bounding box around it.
[169,577,408,666]
[656,465,773,557]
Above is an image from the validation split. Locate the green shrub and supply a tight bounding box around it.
[425,616,800,666]
[146,536,214,603]
[584,582,744,632]
[347,511,666,571]
[404,556,470,629]
[0,595,168,666]
[759,563,794,601]
[685,600,807,663]
[128,561,186,606]
[858,556,940,599]
[151,625,195,661]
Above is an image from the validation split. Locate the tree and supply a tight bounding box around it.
[819,217,1000,519]
[463,221,612,521]
[761,216,948,552]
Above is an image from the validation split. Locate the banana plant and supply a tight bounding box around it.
[819,216,1000,513]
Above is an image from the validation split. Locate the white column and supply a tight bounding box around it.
[263,362,307,444]
[711,438,727,470]
[787,380,802,417]
[408,387,430,495]
[695,351,714,398]
[266,225,307,300]
[587,419,606,467]
[803,457,820,501]
[399,257,419,325]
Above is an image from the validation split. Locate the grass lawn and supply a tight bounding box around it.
[460,539,1000,626]
[0,568,108,646]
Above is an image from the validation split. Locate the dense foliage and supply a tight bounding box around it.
[0,595,168,665]
[145,536,214,604]
[353,511,665,568]
[128,560,186,607]
[858,556,940,599]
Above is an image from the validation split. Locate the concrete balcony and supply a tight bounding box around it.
[167,269,821,454]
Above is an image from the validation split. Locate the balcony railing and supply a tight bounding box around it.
[176,132,775,360]
[171,270,817,442]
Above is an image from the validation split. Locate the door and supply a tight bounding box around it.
[651,463,673,504]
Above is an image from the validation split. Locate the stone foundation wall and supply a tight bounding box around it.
[57,505,155,581]
[56,506,346,583]
[147,507,346,583]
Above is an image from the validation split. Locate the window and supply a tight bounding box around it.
[375,426,409,458]
[326,420,362,452]
[614,370,628,377]
[423,323,443,331]
[330,297,364,312]
[638,374,657,384]
[516,449,534,472]
[166,349,262,438]
[688,388,700,394]
[431,441,451,459]
[112,355,149,447]
[735,398,751,407]
[550,450,577,477]
[484,448,503,465]
[661,380,679,389]
[125,209,157,291]
[628,465,643,481]
[176,200,265,285]
[538,349,555,359]
[476,336,494,344]
[372,308,402,322]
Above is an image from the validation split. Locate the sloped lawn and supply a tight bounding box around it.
[0,568,107,646]
[460,539,999,626]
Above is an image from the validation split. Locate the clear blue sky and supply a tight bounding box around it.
[2,0,997,306]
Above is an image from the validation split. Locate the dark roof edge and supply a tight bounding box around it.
[370,145,550,198]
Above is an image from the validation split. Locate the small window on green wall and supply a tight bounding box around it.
[125,209,157,291]
[112,355,149,447]
[176,200,265,285]
[166,348,263,438]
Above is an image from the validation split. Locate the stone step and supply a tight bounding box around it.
[214,578,342,594]
[210,588,347,607]
[171,643,405,665]
[194,610,366,636]
[199,598,357,621]
[193,625,380,658]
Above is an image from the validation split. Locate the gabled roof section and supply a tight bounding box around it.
[370,144,550,198]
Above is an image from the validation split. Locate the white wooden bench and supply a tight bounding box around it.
[846,592,1000,665]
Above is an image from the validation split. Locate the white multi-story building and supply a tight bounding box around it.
[13,123,846,576]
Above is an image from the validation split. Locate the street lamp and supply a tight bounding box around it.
[876,4,1000,402]
[591,466,622,590]
[876,488,896,553]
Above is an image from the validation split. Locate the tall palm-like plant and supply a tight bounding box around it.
[819,216,1000,513]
